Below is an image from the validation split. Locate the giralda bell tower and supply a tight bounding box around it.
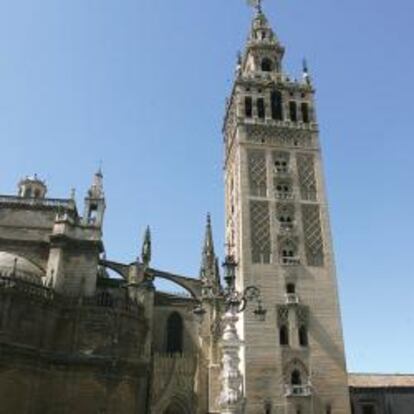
[222,5,351,414]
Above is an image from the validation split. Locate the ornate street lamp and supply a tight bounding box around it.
[195,253,266,414]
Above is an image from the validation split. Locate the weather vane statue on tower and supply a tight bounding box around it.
[247,0,263,13]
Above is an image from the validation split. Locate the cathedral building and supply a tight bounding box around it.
[0,6,413,414]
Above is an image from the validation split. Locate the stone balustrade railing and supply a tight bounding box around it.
[0,195,76,210]
[284,384,312,397]
[0,274,142,314]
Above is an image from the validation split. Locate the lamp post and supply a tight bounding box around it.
[195,253,266,414]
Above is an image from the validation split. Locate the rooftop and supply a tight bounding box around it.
[349,373,414,388]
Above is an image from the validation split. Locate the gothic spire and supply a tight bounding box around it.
[203,213,214,256]
[141,226,152,267]
[199,214,220,288]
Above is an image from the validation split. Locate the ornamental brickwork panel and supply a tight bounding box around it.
[245,125,314,148]
[250,200,271,264]
[247,150,267,197]
[297,153,317,201]
[301,204,324,266]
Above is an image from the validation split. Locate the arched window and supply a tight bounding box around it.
[271,91,283,120]
[301,102,310,123]
[166,312,183,354]
[257,98,265,119]
[274,159,288,173]
[299,325,308,347]
[279,325,289,346]
[281,240,296,259]
[245,96,253,118]
[280,239,298,265]
[289,101,298,122]
[261,58,273,72]
[286,283,296,294]
[291,369,302,386]
[275,182,292,199]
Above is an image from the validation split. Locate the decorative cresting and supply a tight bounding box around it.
[248,150,267,196]
[296,153,318,201]
[301,204,324,266]
[250,200,271,263]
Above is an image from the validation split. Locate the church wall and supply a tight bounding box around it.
[0,282,149,414]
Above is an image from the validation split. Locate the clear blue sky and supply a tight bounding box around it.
[0,0,413,374]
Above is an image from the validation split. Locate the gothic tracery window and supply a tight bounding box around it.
[166,312,183,354]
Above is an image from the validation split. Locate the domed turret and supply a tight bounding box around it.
[18,174,47,199]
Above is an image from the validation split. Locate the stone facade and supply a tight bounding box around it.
[0,7,411,414]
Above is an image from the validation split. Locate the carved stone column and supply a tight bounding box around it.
[219,305,244,414]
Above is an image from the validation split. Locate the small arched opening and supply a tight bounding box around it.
[271,90,283,120]
[279,325,289,346]
[299,325,308,347]
[261,57,273,72]
[291,369,302,386]
[286,283,296,294]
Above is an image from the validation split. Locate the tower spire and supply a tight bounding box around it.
[200,214,221,291]
[141,226,152,268]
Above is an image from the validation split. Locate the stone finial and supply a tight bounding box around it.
[302,58,312,85]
